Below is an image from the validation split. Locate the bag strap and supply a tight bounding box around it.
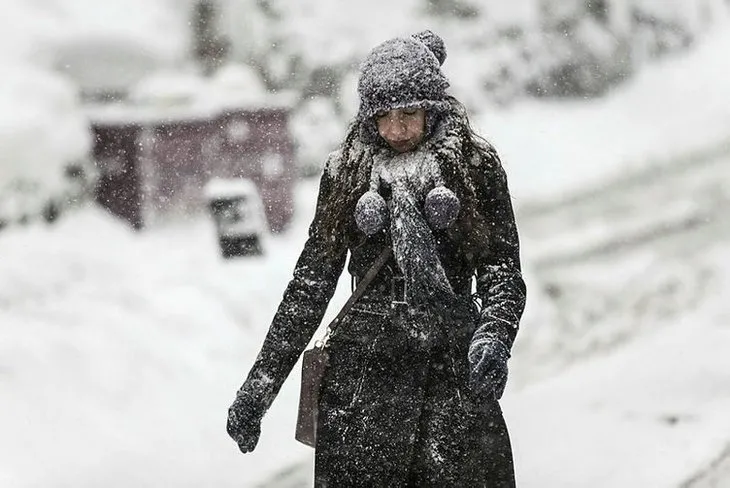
[326,247,392,333]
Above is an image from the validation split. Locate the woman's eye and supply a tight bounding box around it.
[403,108,418,116]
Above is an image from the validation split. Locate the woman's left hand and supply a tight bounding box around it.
[467,333,510,400]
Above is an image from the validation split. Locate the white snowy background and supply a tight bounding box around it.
[1,1,730,487]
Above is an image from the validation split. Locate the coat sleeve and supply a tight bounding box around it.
[472,145,527,349]
[237,158,348,416]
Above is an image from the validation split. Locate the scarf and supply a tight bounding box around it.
[353,114,468,315]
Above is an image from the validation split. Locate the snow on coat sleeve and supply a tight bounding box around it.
[472,146,527,349]
[237,156,348,416]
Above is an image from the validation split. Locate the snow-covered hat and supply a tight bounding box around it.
[357,30,450,124]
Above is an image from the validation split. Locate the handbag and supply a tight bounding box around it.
[295,247,392,447]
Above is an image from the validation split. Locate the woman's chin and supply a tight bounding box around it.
[389,141,416,153]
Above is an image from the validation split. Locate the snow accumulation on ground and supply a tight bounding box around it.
[507,256,730,487]
[0,187,317,488]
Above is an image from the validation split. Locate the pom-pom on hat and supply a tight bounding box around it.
[357,30,450,124]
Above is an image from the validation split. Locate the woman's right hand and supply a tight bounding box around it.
[227,393,262,453]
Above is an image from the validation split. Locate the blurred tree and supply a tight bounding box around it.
[423,0,480,19]
[587,0,610,24]
[192,0,230,76]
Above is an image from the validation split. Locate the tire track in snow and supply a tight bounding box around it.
[520,145,730,270]
[511,146,730,384]
[683,444,730,488]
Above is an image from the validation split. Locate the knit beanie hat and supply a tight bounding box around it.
[357,30,450,142]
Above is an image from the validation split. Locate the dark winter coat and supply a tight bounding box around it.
[238,112,526,487]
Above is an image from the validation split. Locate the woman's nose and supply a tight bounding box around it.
[383,116,407,139]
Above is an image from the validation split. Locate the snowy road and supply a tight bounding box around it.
[520,139,730,269]
[511,146,730,385]
[508,147,730,487]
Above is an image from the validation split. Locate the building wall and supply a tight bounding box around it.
[90,106,296,231]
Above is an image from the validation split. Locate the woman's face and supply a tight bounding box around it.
[376,107,426,153]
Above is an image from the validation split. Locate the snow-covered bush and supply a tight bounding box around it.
[220,0,729,113]
[480,0,728,102]
[0,65,92,228]
[0,0,190,228]
[523,17,633,98]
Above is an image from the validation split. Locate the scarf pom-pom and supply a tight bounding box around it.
[424,186,460,229]
[355,191,388,235]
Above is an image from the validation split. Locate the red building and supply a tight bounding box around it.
[88,100,296,232]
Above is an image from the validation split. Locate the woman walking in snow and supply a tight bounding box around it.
[227,30,526,487]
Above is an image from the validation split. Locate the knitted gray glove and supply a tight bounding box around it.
[227,392,263,453]
[468,332,511,400]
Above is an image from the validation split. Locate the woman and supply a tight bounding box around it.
[227,30,526,487]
